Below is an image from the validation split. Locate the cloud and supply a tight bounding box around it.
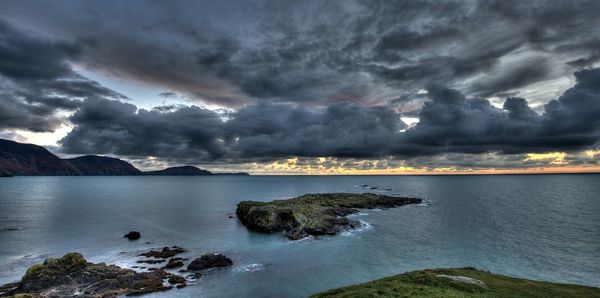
[0,19,126,132]
[2,1,600,171]
[395,68,600,155]
[226,102,406,159]
[3,0,600,109]
[60,98,226,160]
[60,99,407,162]
[59,67,600,165]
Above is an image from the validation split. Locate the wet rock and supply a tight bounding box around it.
[124,231,141,240]
[137,259,165,264]
[168,275,186,284]
[0,252,175,297]
[176,283,187,289]
[140,246,186,259]
[187,253,233,271]
[163,258,184,269]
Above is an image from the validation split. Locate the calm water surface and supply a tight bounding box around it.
[0,175,599,297]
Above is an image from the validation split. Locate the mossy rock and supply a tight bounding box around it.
[236,193,421,240]
[1,252,176,297]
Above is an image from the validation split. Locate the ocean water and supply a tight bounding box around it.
[0,175,599,297]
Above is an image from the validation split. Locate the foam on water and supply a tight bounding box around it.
[234,263,265,272]
[341,220,373,237]
[347,212,369,217]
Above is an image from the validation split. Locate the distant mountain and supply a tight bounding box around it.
[214,172,250,176]
[65,155,141,175]
[0,139,139,176]
[0,139,80,175]
[0,139,250,176]
[144,166,213,176]
[0,168,13,177]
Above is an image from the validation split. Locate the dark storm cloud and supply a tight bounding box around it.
[1,0,600,167]
[467,57,553,98]
[60,98,226,159]
[0,19,126,132]
[60,68,600,163]
[60,100,407,161]
[0,20,78,80]
[225,102,406,158]
[4,0,600,110]
[395,68,600,156]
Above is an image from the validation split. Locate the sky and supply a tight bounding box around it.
[0,0,599,174]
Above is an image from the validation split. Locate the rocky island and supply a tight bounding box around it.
[236,193,422,240]
[311,267,600,297]
[0,253,177,297]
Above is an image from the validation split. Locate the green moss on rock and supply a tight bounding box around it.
[236,193,421,240]
[1,252,177,297]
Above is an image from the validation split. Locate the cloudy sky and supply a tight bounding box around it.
[1,0,599,174]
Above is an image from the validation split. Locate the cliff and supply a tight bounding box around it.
[0,139,139,176]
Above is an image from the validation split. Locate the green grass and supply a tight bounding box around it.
[311,268,600,298]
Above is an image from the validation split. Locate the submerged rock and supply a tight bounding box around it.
[137,259,165,264]
[140,246,186,259]
[187,253,233,271]
[124,231,141,240]
[167,275,186,285]
[236,193,422,240]
[163,258,185,269]
[0,252,174,297]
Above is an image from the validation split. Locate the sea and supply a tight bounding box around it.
[0,174,599,297]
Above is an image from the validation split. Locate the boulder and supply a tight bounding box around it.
[124,231,141,240]
[187,253,233,271]
[167,275,186,284]
[163,258,184,269]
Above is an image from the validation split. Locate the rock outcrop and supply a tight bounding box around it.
[0,252,184,297]
[140,247,186,259]
[124,231,141,240]
[187,253,233,271]
[236,193,422,240]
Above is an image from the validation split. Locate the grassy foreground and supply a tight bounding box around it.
[311,268,600,298]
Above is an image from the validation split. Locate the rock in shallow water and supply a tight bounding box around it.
[124,231,141,240]
[163,258,185,269]
[0,252,175,297]
[187,253,233,271]
[140,246,186,259]
[236,193,422,240]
